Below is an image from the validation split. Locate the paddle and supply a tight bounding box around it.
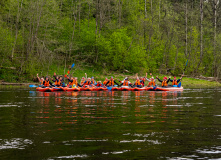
[183,60,188,75]
[71,63,75,68]
[29,84,38,88]
[107,86,113,91]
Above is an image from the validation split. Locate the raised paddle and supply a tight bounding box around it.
[178,82,182,87]
[183,60,188,75]
[71,63,75,68]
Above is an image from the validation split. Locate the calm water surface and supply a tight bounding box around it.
[0,88,221,159]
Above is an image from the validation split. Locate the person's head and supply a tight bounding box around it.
[59,76,62,80]
[174,77,176,80]
[41,77,44,81]
[88,78,91,81]
[97,81,101,84]
[163,77,167,81]
[70,77,73,80]
[137,77,139,80]
[105,77,108,81]
[45,76,49,81]
[82,77,85,80]
[56,76,59,79]
[125,78,129,81]
[140,77,143,80]
[91,76,94,79]
[151,77,154,80]
[110,76,113,80]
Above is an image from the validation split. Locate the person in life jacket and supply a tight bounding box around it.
[148,77,156,86]
[52,73,64,87]
[91,77,96,85]
[42,76,52,88]
[103,78,108,85]
[105,77,119,87]
[133,77,142,88]
[83,78,92,86]
[119,78,133,87]
[74,77,82,87]
[66,76,75,88]
[169,75,183,86]
[37,73,44,87]
[95,81,103,87]
[80,77,85,85]
[156,76,170,87]
[145,73,156,87]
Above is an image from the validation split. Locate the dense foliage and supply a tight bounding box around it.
[0,0,221,82]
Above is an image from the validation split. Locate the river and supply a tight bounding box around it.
[0,88,221,159]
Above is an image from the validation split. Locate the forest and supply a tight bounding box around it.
[0,0,221,82]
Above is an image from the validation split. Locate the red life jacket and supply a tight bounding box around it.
[96,83,102,87]
[85,81,91,85]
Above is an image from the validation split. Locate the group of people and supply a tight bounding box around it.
[37,73,183,88]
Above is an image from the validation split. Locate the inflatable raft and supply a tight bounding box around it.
[36,86,183,92]
[66,87,80,91]
[36,87,53,92]
[146,86,183,91]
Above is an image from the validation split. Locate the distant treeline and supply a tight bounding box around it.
[0,0,221,82]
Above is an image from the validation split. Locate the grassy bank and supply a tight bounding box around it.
[1,67,221,88]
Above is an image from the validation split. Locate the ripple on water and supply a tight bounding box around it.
[48,154,88,159]
[0,138,33,150]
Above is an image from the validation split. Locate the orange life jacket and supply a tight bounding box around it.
[91,80,95,84]
[55,79,61,86]
[85,81,91,85]
[172,80,178,85]
[108,80,114,86]
[103,80,108,85]
[44,80,50,87]
[135,80,141,85]
[148,80,155,86]
[69,80,75,86]
[162,80,168,87]
[123,81,129,86]
[81,80,85,85]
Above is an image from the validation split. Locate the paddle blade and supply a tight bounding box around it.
[153,86,157,90]
[64,75,67,78]
[29,85,37,88]
[185,60,188,66]
[178,82,181,87]
[71,63,75,68]
[107,86,112,91]
[67,70,70,74]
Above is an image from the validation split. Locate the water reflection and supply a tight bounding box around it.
[0,89,221,160]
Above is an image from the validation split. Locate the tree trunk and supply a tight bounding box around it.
[185,0,188,58]
[195,0,204,75]
[11,0,23,60]
[213,0,218,77]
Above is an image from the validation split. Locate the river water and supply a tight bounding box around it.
[0,88,221,159]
